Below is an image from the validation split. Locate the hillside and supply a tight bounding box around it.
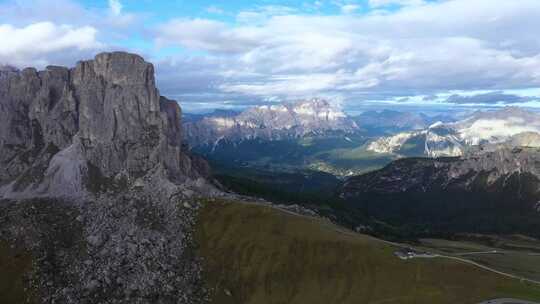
[195,199,540,304]
[339,147,540,238]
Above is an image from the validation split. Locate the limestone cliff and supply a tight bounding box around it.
[0,52,215,200]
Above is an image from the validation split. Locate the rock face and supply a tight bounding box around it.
[367,107,540,157]
[184,98,358,148]
[0,52,218,303]
[0,52,214,199]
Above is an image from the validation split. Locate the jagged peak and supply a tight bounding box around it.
[0,51,214,200]
[0,64,18,72]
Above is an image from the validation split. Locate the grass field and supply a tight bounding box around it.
[420,238,540,282]
[195,200,540,304]
[0,241,33,304]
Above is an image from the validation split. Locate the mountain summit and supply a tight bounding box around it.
[0,52,214,200]
[184,98,358,147]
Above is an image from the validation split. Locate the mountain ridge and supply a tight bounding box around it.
[339,145,540,238]
[367,107,540,158]
[184,98,359,148]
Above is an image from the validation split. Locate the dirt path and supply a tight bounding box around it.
[477,299,540,304]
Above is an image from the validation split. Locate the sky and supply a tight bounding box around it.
[1,0,540,113]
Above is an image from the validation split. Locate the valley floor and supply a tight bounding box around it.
[195,199,540,304]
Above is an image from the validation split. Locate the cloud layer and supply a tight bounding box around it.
[153,0,540,110]
[0,22,101,67]
[1,0,540,111]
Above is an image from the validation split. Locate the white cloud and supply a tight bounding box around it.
[368,0,426,8]
[236,5,297,24]
[341,4,360,14]
[0,22,102,67]
[109,0,123,16]
[155,19,261,53]
[206,6,224,14]
[153,0,540,105]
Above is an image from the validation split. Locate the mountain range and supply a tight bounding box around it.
[368,107,540,157]
[184,102,459,150]
[340,145,540,238]
[184,98,358,148]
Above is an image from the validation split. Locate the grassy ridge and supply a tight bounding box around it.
[195,200,540,304]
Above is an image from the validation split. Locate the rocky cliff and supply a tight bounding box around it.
[0,52,218,303]
[0,52,214,200]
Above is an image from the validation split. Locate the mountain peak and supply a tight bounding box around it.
[0,51,214,199]
[184,98,357,147]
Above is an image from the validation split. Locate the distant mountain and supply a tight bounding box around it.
[352,109,455,134]
[367,107,540,157]
[340,146,540,237]
[184,104,463,177]
[184,98,359,148]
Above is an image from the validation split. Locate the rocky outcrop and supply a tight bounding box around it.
[0,52,218,303]
[184,98,358,148]
[0,52,215,199]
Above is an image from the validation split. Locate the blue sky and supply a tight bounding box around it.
[1,0,540,113]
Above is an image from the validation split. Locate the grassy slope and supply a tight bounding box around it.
[419,238,540,282]
[195,200,540,304]
[0,242,33,304]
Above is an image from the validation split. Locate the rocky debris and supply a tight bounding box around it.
[0,52,221,303]
[0,196,209,304]
[183,98,358,148]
